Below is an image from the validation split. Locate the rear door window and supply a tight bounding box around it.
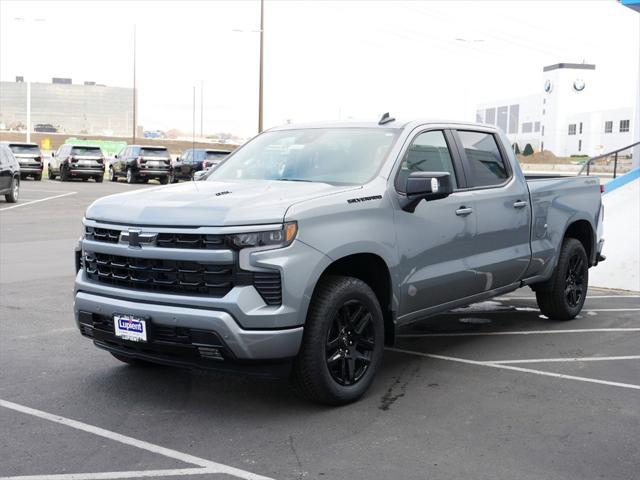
[456,131,509,188]
[395,130,457,192]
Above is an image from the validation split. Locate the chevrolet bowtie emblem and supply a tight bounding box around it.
[120,229,157,248]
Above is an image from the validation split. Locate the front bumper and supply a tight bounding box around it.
[75,291,302,371]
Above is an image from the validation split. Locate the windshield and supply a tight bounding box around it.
[141,148,170,158]
[9,144,40,155]
[71,146,103,156]
[208,128,399,185]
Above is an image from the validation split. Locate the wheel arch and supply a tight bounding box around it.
[563,218,596,266]
[312,252,396,346]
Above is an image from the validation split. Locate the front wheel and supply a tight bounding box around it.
[535,238,589,320]
[5,176,19,203]
[291,276,384,405]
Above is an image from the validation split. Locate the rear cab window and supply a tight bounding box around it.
[455,130,510,188]
[140,147,170,158]
[71,146,103,157]
[9,144,41,155]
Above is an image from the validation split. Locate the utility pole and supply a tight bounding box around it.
[258,0,264,133]
[132,25,137,144]
[200,80,204,138]
[192,86,196,152]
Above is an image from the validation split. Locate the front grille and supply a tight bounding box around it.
[253,271,282,306]
[85,226,120,243]
[156,233,226,249]
[84,251,234,296]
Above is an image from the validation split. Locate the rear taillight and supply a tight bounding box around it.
[600,185,605,194]
[70,156,77,163]
[203,161,210,168]
[35,156,42,162]
[98,158,104,164]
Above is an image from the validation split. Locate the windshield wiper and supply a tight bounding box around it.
[276,178,314,183]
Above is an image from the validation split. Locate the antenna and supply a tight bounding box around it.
[378,112,395,125]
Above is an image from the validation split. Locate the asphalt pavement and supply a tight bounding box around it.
[1,179,639,480]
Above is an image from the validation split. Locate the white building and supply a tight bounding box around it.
[476,63,634,157]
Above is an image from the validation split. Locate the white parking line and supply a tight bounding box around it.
[0,192,76,211]
[397,327,640,338]
[491,355,640,364]
[0,468,219,480]
[585,308,640,312]
[0,399,273,480]
[386,348,640,391]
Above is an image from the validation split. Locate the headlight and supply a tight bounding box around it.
[230,222,297,250]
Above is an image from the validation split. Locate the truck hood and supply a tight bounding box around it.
[86,180,359,226]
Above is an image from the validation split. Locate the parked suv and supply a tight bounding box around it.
[0,143,20,202]
[74,119,604,405]
[110,145,172,184]
[49,144,105,182]
[173,148,230,181]
[3,142,43,180]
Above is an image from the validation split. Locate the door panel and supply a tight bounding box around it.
[393,129,481,322]
[454,130,532,290]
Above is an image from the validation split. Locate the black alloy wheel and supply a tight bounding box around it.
[325,300,375,386]
[565,254,586,307]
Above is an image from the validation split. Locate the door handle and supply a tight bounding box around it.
[455,207,473,216]
[513,200,528,209]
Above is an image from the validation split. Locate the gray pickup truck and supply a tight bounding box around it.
[74,118,604,405]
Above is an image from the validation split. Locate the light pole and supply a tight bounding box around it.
[13,17,46,143]
[132,24,137,144]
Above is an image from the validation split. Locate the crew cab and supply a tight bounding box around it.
[110,145,172,184]
[173,148,231,181]
[3,142,44,180]
[74,118,604,405]
[49,144,105,182]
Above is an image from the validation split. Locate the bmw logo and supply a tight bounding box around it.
[573,79,586,92]
[544,79,553,93]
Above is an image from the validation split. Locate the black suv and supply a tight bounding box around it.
[2,142,43,181]
[173,148,230,181]
[0,143,20,202]
[49,144,105,182]
[110,145,172,184]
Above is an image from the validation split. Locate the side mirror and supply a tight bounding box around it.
[51,152,55,157]
[114,154,118,159]
[175,156,180,162]
[401,171,454,213]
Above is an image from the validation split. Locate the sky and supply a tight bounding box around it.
[1,0,638,137]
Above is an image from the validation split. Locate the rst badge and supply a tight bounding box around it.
[113,314,147,342]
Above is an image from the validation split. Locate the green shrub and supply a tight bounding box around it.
[523,143,534,156]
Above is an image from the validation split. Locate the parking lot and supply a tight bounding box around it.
[1,179,639,480]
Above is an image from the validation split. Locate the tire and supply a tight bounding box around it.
[48,166,55,180]
[535,238,589,320]
[126,168,137,184]
[59,165,68,182]
[291,276,384,405]
[109,167,118,182]
[82,177,89,182]
[159,175,169,185]
[4,176,19,203]
[110,353,155,367]
[34,173,42,181]
[95,175,104,183]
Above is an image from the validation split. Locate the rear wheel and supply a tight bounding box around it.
[95,175,104,183]
[535,238,589,320]
[59,165,69,182]
[82,177,89,182]
[109,167,118,182]
[34,173,42,181]
[291,276,384,405]
[5,176,19,203]
[48,166,55,180]
[126,168,137,184]
[159,175,169,185]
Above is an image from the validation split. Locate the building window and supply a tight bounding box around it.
[579,122,583,134]
[485,108,496,125]
[568,124,577,135]
[578,139,582,152]
[604,121,613,134]
[508,104,519,134]
[497,106,508,132]
[522,122,533,133]
[620,120,630,133]
[534,122,541,132]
